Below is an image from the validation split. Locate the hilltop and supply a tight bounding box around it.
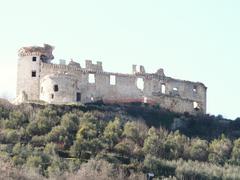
[0,100,240,179]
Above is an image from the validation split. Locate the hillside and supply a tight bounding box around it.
[1,100,240,179]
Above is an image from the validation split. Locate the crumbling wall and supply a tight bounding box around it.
[16,44,207,114]
[39,62,206,114]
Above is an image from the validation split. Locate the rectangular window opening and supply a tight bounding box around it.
[88,74,95,83]
[110,75,116,85]
[31,71,36,77]
[136,77,144,91]
[54,85,59,92]
[76,92,81,102]
[161,84,166,94]
[51,94,54,99]
[32,57,37,62]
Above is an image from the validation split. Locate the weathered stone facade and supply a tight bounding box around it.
[15,44,207,114]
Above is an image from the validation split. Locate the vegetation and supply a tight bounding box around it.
[0,100,240,179]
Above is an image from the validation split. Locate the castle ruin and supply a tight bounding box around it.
[15,44,207,114]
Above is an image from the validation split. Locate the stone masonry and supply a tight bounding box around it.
[15,44,207,114]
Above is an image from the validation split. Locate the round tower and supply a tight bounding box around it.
[16,44,54,103]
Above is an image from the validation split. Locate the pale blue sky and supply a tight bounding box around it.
[0,0,239,119]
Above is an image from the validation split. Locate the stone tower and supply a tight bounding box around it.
[16,44,54,101]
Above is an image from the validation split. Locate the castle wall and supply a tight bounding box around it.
[39,62,207,114]
[15,44,207,114]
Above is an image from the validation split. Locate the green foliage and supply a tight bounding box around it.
[143,127,167,157]
[70,113,103,159]
[188,138,209,161]
[104,117,123,149]
[123,121,148,146]
[208,135,233,165]
[26,107,60,136]
[2,129,20,144]
[47,125,68,143]
[0,102,240,179]
[230,138,240,165]
[164,131,188,160]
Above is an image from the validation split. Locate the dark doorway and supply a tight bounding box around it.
[76,92,81,102]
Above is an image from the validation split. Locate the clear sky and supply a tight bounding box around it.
[0,0,239,119]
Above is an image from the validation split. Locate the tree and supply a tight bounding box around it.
[143,127,166,157]
[26,107,60,136]
[70,113,102,159]
[103,117,122,149]
[208,135,233,165]
[188,138,209,161]
[164,131,188,160]
[60,112,80,133]
[231,138,240,165]
[47,126,68,144]
[4,111,27,129]
[123,121,148,146]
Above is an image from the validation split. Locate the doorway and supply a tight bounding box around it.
[76,92,81,102]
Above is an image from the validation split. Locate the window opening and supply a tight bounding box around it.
[32,71,36,77]
[193,86,197,92]
[110,75,116,85]
[88,74,95,83]
[76,92,81,102]
[54,85,58,92]
[143,97,148,103]
[161,84,166,94]
[193,101,200,110]
[32,57,37,62]
[173,87,178,91]
[136,78,144,91]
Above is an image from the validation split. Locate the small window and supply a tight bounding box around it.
[32,57,37,62]
[193,86,197,93]
[173,87,178,91]
[110,75,116,85]
[143,96,148,103]
[193,101,200,110]
[32,71,36,77]
[161,84,166,94]
[88,74,95,83]
[51,94,54,99]
[136,78,144,91]
[54,85,58,92]
[41,87,43,93]
[76,92,81,102]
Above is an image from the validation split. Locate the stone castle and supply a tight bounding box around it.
[15,44,207,114]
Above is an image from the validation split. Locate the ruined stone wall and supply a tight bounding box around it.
[39,62,207,114]
[16,44,207,114]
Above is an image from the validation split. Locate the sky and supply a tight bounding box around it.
[0,0,239,119]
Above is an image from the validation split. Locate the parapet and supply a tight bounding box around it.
[18,44,54,61]
[132,65,146,74]
[68,60,81,68]
[85,60,103,71]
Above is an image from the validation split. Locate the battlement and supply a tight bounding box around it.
[85,60,103,71]
[16,44,207,115]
